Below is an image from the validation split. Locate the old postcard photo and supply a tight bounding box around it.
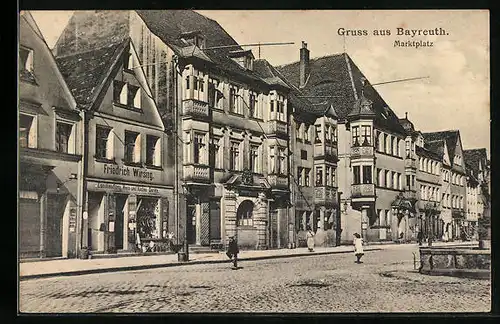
[18,10,490,313]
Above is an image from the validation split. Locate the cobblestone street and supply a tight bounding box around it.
[19,245,490,313]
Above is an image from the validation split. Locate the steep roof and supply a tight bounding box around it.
[276,53,405,135]
[424,140,445,159]
[55,40,128,110]
[416,145,441,161]
[422,130,460,163]
[135,10,266,85]
[464,148,488,175]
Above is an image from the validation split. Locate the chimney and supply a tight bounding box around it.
[299,41,310,88]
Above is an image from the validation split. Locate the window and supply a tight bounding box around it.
[123,52,133,71]
[229,87,236,112]
[332,126,338,143]
[213,137,223,169]
[405,140,411,158]
[297,167,303,186]
[301,150,307,160]
[55,122,74,154]
[361,125,371,145]
[391,137,397,156]
[250,145,259,173]
[96,126,113,159]
[353,166,360,185]
[113,80,127,105]
[362,166,372,184]
[124,131,141,163]
[146,135,161,166]
[208,80,219,108]
[325,166,330,186]
[19,113,36,148]
[128,85,141,108]
[278,147,286,174]
[384,134,390,153]
[316,166,324,186]
[412,175,415,187]
[377,132,384,152]
[249,92,256,117]
[386,170,391,188]
[19,46,34,72]
[296,123,302,140]
[330,167,336,186]
[377,168,384,187]
[392,172,397,189]
[398,173,402,190]
[230,141,240,170]
[352,126,360,146]
[406,175,411,189]
[304,168,311,187]
[315,124,322,142]
[237,201,253,227]
[304,125,310,142]
[193,133,206,165]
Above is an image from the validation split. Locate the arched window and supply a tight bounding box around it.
[237,200,254,227]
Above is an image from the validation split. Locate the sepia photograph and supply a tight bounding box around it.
[18,9,490,313]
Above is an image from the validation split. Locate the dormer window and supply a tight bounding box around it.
[114,80,141,109]
[228,50,254,70]
[20,46,34,72]
[123,51,134,71]
[180,31,206,49]
[128,85,141,109]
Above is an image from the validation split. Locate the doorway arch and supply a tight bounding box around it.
[236,200,254,227]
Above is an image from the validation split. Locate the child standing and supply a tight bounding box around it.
[353,233,364,263]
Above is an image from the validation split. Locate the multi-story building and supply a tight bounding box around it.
[55,38,175,255]
[19,11,83,259]
[464,148,490,239]
[53,10,293,250]
[277,44,408,244]
[423,131,467,240]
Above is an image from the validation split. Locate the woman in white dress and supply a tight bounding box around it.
[353,233,364,263]
[306,228,315,252]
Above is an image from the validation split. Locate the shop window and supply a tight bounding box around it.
[128,85,141,109]
[96,126,113,159]
[353,166,360,185]
[19,113,37,148]
[124,131,141,163]
[362,166,372,184]
[55,121,75,154]
[146,135,161,166]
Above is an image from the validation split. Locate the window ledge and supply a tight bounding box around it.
[95,157,117,164]
[145,164,163,171]
[122,160,143,167]
[113,102,142,112]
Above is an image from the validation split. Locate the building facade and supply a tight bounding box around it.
[19,12,83,259]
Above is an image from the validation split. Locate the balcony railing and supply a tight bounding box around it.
[405,158,417,169]
[268,174,288,190]
[183,164,211,183]
[314,142,338,161]
[350,145,374,158]
[351,183,376,198]
[314,186,337,205]
[266,120,287,137]
[182,99,209,118]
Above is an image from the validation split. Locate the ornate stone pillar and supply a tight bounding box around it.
[255,192,268,250]
[224,190,237,247]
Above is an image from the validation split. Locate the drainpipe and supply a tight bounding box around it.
[79,108,89,259]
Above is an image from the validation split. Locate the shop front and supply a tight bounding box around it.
[86,180,172,254]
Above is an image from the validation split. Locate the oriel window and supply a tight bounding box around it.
[316,166,323,186]
[361,125,371,146]
[353,166,361,185]
[352,126,360,146]
[362,165,372,184]
[193,133,206,164]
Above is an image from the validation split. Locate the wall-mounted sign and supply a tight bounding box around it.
[91,182,164,195]
[69,206,77,233]
[103,163,155,181]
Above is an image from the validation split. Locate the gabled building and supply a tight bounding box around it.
[55,39,174,255]
[54,10,293,250]
[19,11,82,259]
[423,130,467,240]
[277,43,407,244]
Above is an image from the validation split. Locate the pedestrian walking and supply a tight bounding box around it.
[226,236,239,269]
[353,233,364,263]
[306,228,315,252]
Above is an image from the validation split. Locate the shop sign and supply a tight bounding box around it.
[103,164,155,181]
[93,182,162,195]
[69,206,77,232]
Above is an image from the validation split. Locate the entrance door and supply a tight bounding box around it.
[186,204,196,244]
[270,209,278,248]
[46,194,66,257]
[209,200,221,241]
[115,195,127,250]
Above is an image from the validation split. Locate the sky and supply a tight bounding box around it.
[30,10,490,155]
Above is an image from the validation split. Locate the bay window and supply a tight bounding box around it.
[352,126,360,146]
[353,166,360,185]
[316,166,324,186]
[193,133,207,165]
[362,165,372,184]
[315,124,322,143]
[361,125,371,146]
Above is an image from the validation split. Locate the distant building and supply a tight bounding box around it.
[19,12,82,259]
